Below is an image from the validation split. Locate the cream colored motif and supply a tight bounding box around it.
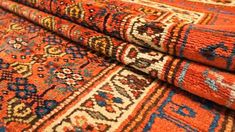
[122,0,205,52]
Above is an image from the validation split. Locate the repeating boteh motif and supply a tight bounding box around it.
[1,0,235,110]
[0,8,114,131]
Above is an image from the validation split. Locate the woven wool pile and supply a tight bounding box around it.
[0,0,234,131]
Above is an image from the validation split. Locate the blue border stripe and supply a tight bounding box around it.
[179,25,193,57]
[178,62,190,89]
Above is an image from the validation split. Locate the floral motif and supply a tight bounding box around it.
[137,22,164,37]
[127,48,138,59]
[44,45,65,57]
[128,18,165,49]
[55,68,83,86]
[7,37,28,50]
[43,35,62,45]
[35,100,58,118]
[31,54,47,63]
[66,45,88,58]
[65,3,84,20]
[61,116,109,131]
[11,17,25,23]
[119,74,148,90]
[5,98,37,124]
[7,78,37,99]
[41,17,55,30]
[94,91,123,113]
[9,23,23,31]
[26,25,41,33]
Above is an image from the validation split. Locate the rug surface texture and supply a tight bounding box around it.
[0,0,234,131]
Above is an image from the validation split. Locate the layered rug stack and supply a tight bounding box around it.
[0,0,234,131]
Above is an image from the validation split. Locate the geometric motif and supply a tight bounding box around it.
[65,44,88,59]
[202,69,235,107]
[2,0,235,111]
[115,83,235,131]
[41,68,154,131]
[40,16,55,30]
[200,42,230,61]
[0,0,234,131]
[200,42,235,70]
[52,115,110,131]
[4,98,37,124]
[180,24,235,71]
[118,44,167,78]
[7,37,28,50]
[126,17,165,50]
[79,69,150,121]
[65,3,84,20]
[54,68,83,87]
[38,67,235,131]
[88,36,113,56]
[1,70,13,81]
[44,45,66,57]
[7,78,37,99]
[43,35,62,45]
[144,90,227,131]
[122,0,205,52]
[11,62,33,78]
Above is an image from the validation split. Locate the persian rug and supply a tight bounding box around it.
[0,0,234,131]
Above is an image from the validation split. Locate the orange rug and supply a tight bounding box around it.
[0,0,234,131]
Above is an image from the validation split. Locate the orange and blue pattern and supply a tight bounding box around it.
[0,0,234,131]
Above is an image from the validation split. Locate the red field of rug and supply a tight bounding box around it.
[0,0,234,131]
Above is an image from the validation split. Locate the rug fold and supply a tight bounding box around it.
[0,0,234,110]
[0,0,234,131]
[13,0,235,72]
